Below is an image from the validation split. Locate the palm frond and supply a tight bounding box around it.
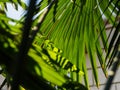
[0,1,88,90]
[39,0,120,88]
[0,0,120,90]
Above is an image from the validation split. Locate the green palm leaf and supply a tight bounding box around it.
[0,0,120,90]
[39,0,120,88]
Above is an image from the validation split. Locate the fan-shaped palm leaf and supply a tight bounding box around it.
[0,0,120,90]
[37,0,120,88]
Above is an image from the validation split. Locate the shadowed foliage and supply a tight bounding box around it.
[0,0,120,90]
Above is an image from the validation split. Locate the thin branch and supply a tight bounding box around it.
[11,0,37,90]
[11,0,56,90]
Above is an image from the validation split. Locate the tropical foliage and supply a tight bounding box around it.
[0,0,120,90]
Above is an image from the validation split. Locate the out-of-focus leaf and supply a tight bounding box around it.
[0,0,120,89]
[28,47,67,86]
[0,0,9,2]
